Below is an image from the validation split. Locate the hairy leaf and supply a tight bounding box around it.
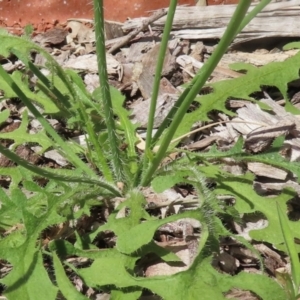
[0,110,53,151]
[0,186,88,299]
[214,171,298,251]
[116,210,202,254]
[171,51,300,141]
[52,252,89,300]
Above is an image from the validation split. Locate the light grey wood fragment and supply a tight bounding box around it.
[123,1,300,44]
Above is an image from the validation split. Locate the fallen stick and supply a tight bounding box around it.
[108,8,168,54]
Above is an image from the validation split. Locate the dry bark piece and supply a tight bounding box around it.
[177,54,242,79]
[141,186,199,216]
[0,120,21,151]
[228,245,259,266]
[62,54,123,79]
[217,251,239,274]
[126,41,154,63]
[245,121,294,153]
[33,28,68,46]
[142,186,182,209]
[31,146,68,167]
[145,219,199,277]
[247,162,288,180]
[225,288,260,300]
[227,100,251,108]
[0,145,41,167]
[135,43,176,99]
[123,1,300,44]
[176,54,203,75]
[284,139,300,162]
[220,49,299,67]
[291,91,300,105]
[216,100,296,153]
[261,98,300,130]
[119,62,134,89]
[104,20,124,40]
[221,159,244,176]
[159,219,200,235]
[186,135,220,150]
[254,243,285,275]
[2,60,22,73]
[144,245,191,277]
[130,94,178,128]
[190,41,205,61]
[254,179,300,196]
[159,77,178,94]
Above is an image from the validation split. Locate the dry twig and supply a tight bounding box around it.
[108,8,168,54]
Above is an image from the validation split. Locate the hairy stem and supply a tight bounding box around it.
[93,0,124,182]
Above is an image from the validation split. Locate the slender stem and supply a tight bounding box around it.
[77,102,114,182]
[0,143,121,196]
[238,0,272,33]
[93,0,124,182]
[28,61,72,115]
[141,0,252,186]
[0,64,95,177]
[145,0,178,150]
[152,0,272,146]
[140,0,178,185]
[151,78,193,146]
[277,203,300,295]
